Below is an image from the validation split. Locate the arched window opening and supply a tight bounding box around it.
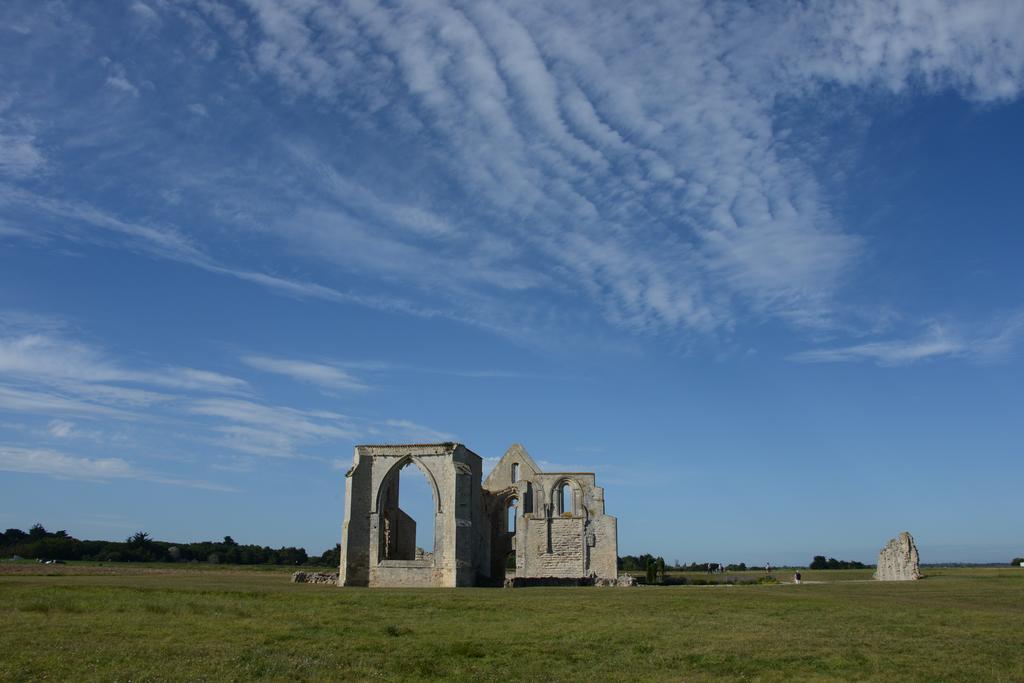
[511,462,520,483]
[559,482,573,516]
[379,461,436,562]
[507,497,518,534]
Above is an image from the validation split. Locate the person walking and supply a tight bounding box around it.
[794,571,802,584]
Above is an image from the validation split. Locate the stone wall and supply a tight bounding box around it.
[524,517,585,577]
[393,508,416,561]
[371,560,440,587]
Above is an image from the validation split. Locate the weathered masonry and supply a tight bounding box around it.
[338,442,618,587]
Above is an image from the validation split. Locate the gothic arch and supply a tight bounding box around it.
[374,455,442,514]
[550,477,587,518]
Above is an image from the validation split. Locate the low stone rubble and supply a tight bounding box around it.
[291,571,339,585]
[596,574,636,587]
[504,574,637,588]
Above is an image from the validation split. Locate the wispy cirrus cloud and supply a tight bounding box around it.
[3,0,1023,353]
[0,384,137,419]
[0,333,247,394]
[187,398,357,459]
[0,314,455,464]
[790,313,1024,366]
[379,419,456,444]
[188,397,455,458]
[240,352,538,389]
[0,445,233,491]
[188,398,355,440]
[0,184,456,327]
[223,0,1024,337]
[241,355,366,391]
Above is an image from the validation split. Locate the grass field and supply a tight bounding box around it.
[1,563,1022,681]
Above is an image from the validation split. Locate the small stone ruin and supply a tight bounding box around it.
[874,531,921,581]
[291,571,339,585]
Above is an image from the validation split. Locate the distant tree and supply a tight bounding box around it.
[29,523,47,539]
[127,531,152,548]
[1012,557,1024,566]
[655,557,666,583]
[810,555,865,570]
[223,536,237,546]
[2,528,27,546]
[645,557,656,584]
[317,544,341,567]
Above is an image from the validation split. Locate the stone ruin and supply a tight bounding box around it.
[291,571,339,584]
[874,531,921,581]
[338,442,619,587]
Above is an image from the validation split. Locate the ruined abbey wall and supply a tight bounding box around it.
[339,442,617,587]
[339,443,487,588]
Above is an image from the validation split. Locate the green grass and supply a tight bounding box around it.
[1,564,1022,681]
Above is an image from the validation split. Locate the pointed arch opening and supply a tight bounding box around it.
[377,458,437,562]
[507,496,518,534]
[554,479,583,517]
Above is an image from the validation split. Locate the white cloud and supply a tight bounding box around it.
[0,221,38,239]
[790,313,1024,366]
[0,385,135,419]
[130,2,160,26]
[5,0,1024,352]
[210,425,297,458]
[102,59,140,97]
[241,355,366,391]
[381,419,455,444]
[213,1,866,333]
[0,445,231,490]
[791,332,965,366]
[188,398,360,458]
[188,396,455,457]
[0,135,46,178]
[223,0,1024,340]
[47,419,75,438]
[0,185,452,326]
[0,333,248,393]
[793,0,1024,102]
[189,398,354,440]
[105,75,139,97]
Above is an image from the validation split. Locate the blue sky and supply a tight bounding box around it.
[1,0,1022,565]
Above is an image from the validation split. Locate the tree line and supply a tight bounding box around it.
[809,555,867,569]
[1,524,340,567]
